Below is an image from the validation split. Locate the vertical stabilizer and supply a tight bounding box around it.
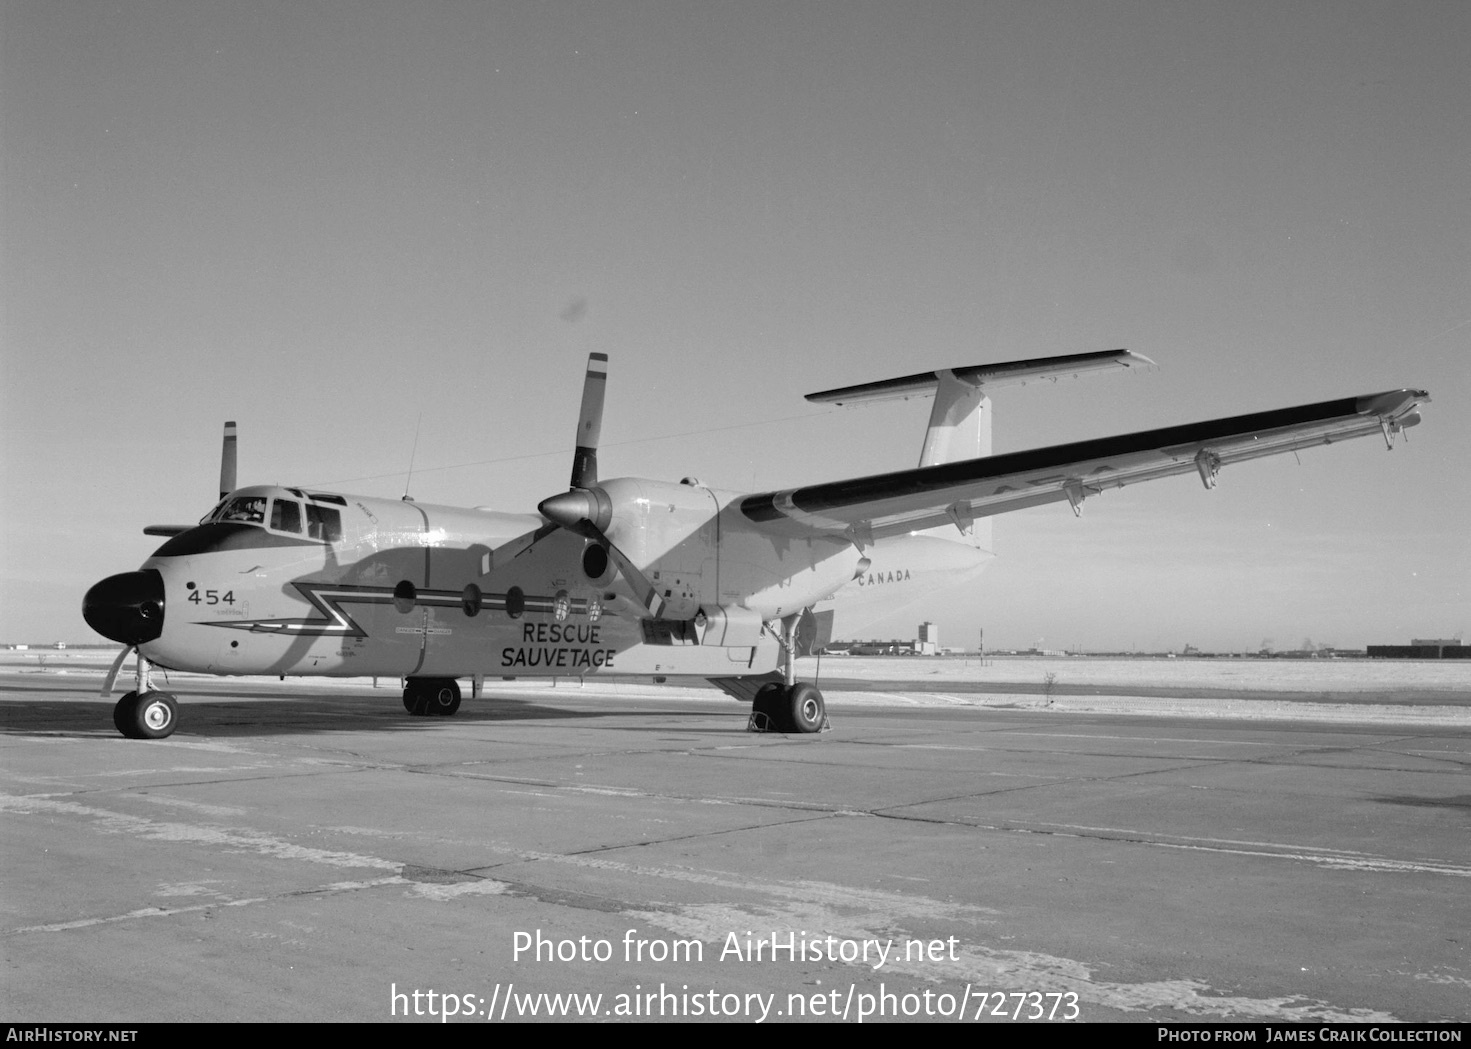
[804,348,1154,552]
[917,371,993,550]
[918,370,991,466]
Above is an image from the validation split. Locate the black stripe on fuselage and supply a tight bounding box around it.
[202,583,590,637]
[743,395,1368,523]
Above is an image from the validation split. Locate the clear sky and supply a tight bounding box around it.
[3,1,1466,651]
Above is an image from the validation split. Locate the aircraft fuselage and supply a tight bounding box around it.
[114,480,922,682]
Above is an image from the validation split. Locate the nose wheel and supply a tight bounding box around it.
[112,690,179,739]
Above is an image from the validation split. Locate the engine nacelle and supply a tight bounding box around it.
[696,604,766,647]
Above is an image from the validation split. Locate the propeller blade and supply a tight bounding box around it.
[219,420,238,499]
[101,645,131,698]
[585,522,666,619]
[568,354,607,490]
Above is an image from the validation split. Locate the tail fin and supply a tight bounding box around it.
[805,348,1154,550]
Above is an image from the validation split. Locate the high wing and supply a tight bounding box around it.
[738,389,1428,543]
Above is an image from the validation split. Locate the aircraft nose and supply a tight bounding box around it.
[82,570,165,645]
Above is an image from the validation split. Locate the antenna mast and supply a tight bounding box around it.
[402,412,423,501]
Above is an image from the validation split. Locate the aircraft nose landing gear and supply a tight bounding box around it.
[113,690,179,739]
[106,649,178,739]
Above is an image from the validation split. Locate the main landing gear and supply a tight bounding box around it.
[749,611,828,733]
[112,690,179,739]
[750,681,827,733]
[403,677,461,717]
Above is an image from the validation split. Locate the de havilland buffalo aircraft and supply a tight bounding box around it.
[83,350,1428,739]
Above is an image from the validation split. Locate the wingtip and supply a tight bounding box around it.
[1356,389,1430,416]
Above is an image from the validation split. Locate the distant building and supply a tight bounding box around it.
[1368,637,1468,659]
[916,622,938,656]
[830,639,921,656]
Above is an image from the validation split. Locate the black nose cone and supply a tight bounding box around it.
[83,570,165,645]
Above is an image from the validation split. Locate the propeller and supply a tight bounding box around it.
[219,420,237,499]
[538,354,667,619]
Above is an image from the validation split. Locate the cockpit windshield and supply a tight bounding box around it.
[305,503,342,542]
[271,498,301,534]
[220,496,267,524]
[201,490,340,543]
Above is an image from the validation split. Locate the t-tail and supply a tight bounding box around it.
[804,348,1154,551]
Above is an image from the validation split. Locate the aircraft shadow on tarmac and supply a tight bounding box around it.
[0,690,758,739]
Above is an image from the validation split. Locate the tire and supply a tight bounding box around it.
[751,682,786,732]
[404,678,460,716]
[116,690,178,739]
[427,680,461,716]
[402,682,431,716]
[112,691,140,736]
[786,683,825,734]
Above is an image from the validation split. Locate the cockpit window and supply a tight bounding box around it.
[270,498,302,534]
[199,499,227,525]
[220,496,267,524]
[305,503,342,543]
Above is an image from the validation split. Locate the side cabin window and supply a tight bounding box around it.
[270,498,302,534]
[305,503,342,543]
[220,496,267,524]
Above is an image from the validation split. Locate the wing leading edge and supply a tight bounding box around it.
[740,389,1428,543]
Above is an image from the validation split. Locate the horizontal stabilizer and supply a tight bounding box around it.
[805,349,1153,406]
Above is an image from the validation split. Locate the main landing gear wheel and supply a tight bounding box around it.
[425,680,461,716]
[403,678,462,717]
[750,682,826,734]
[750,682,785,732]
[786,682,826,733]
[113,690,178,739]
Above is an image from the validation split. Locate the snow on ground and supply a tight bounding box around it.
[805,655,1471,693]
